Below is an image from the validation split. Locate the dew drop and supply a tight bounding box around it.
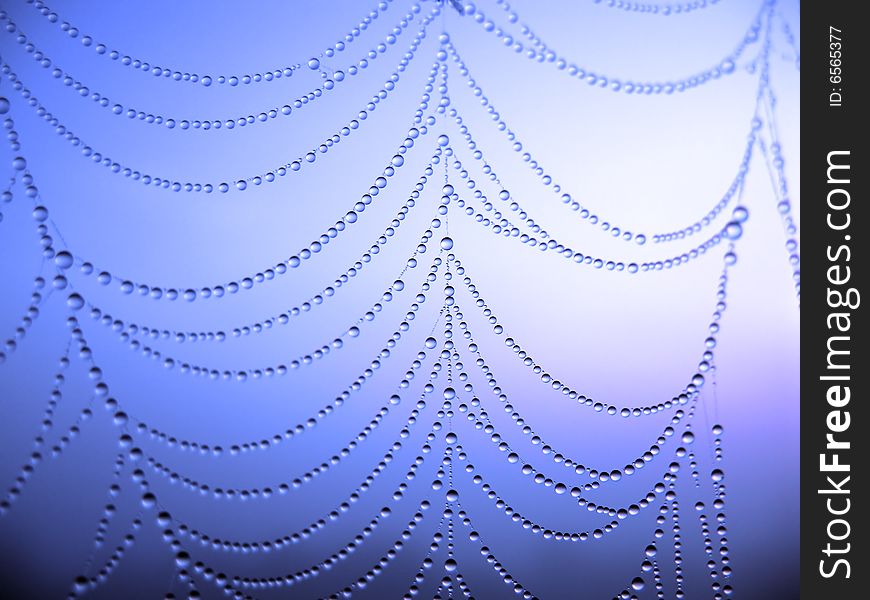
[723,221,743,240]
[731,206,749,222]
[66,293,85,311]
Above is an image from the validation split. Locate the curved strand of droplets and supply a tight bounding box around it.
[604,517,667,598]
[446,143,551,242]
[399,508,450,600]
[1,345,70,514]
[448,250,734,415]
[757,44,800,297]
[455,440,668,531]
[77,452,127,575]
[17,0,399,87]
[452,500,541,600]
[444,142,559,242]
[132,337,448,501]
[0,26,439,194]
[0,4,425,133]
[113,332,434,456]
[41,148,441,303]
[453,302,693,485]
[226,502,431,591]
[0,273,50,364]
[454,185,744,274]
[127,390,439,550]
[318,509,436,599]
[162,437,433,555]
[457,0,771,95]
[68,517,142,598]
[458,467,626,544]
[195,505,398,587]
[445,42,761,245]
[81,176,433,340]
[141,402,398,501]
[71,247,440,381]
[492,0,725,20]
[587,0,724,17]
[447,318,673,495]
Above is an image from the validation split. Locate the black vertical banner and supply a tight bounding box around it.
[802,1,866,598]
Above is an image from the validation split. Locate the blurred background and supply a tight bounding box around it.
[0,0,799,598]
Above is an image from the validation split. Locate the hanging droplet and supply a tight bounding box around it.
[731,206,749,222]
[723,221,743,240]
[66,293,85,311]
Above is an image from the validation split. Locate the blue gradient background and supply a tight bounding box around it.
[0,0,799,598]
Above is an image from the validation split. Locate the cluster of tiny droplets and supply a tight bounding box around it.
[0,0,801,595]
[760,92,801,297]
[775,7,800,67]
[589,0,723,16]
[20,0,398,87]
[0,5,424,132]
